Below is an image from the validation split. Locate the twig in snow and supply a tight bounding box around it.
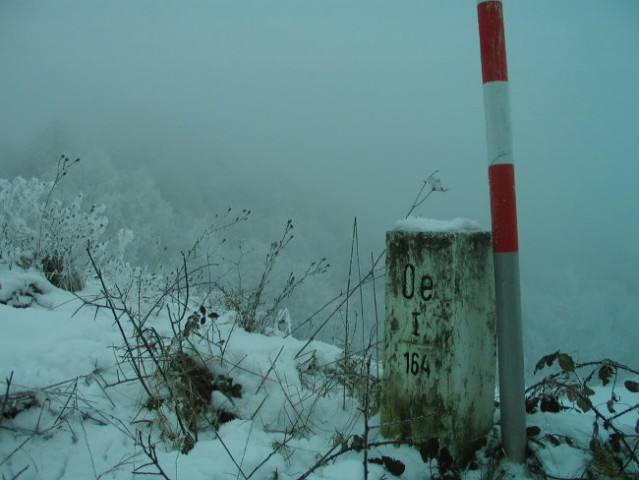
[133,431,172,480]
[0,371,14,430]
[255,346,285,395]
[362,357,371,480]
[211,425,248,480]
[3,465,29,480]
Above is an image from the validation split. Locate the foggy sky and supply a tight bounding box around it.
[2,1,638,366]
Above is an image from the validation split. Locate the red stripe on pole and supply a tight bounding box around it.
[489,163,518,253]
[478,1,508,83]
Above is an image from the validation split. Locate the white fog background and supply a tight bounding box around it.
[1,1,638,373]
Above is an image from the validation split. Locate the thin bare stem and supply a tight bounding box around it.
[405,170,448,218]
[294,251,385,360]
[85,243,153,398]
[363,357,371,480]
[0,371,14,430]
[134,431,172,480]
[255,346,285,395]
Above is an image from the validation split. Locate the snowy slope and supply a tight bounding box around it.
[1,267,637,480]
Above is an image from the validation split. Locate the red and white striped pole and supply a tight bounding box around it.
[477,0,527,462]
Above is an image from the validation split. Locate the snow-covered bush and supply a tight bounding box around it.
[0,156,110,290]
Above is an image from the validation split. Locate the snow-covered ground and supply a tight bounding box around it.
[1,267,637,480]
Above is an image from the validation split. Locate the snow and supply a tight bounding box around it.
[395,216,484,233]
[1,267,636,480]
[0,268,420,480]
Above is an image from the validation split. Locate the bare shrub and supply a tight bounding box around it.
[526,352,639,479]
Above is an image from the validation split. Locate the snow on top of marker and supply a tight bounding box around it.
[395,216,484,233]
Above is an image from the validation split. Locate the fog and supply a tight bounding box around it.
[2,1,638,370]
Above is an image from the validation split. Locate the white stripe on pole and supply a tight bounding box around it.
[483,82,514,166]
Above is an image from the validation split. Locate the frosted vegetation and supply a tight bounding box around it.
[0,155,335,335]
[1,156,638,479]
